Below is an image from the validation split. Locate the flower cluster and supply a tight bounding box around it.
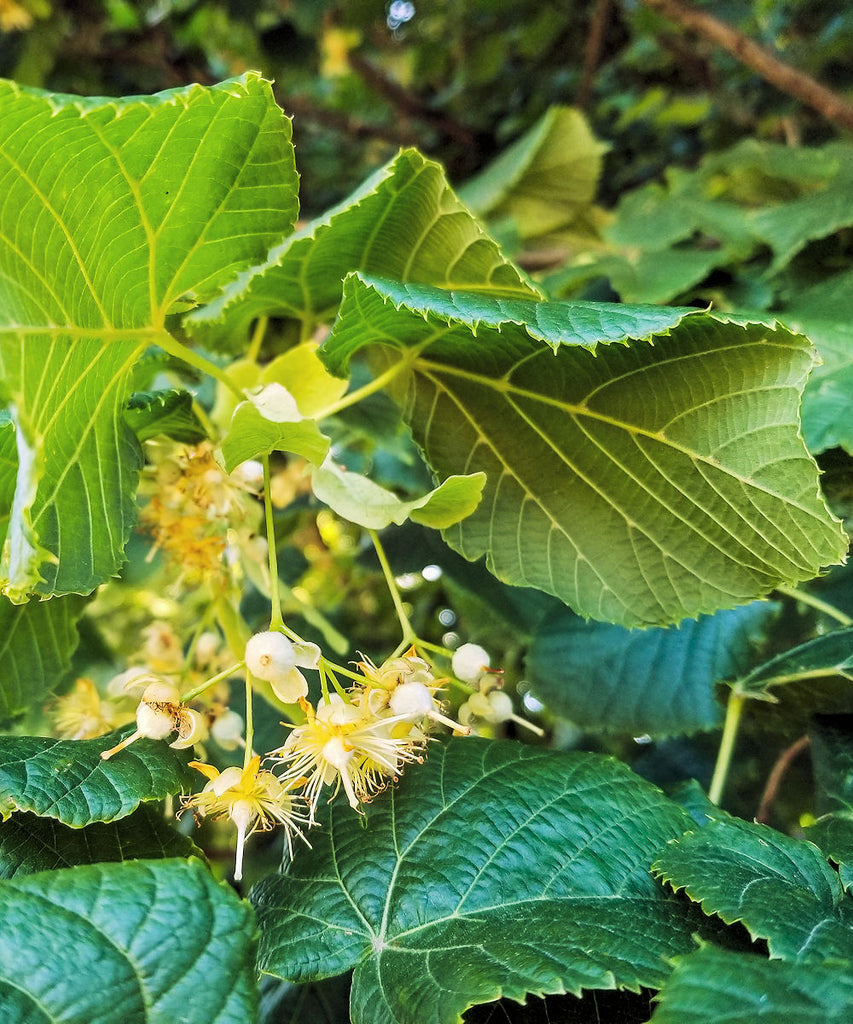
[139,441,263,586]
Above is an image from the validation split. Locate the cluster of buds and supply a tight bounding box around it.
[100,679,208,760]
[139,441,263,586]
[453,643,544,737]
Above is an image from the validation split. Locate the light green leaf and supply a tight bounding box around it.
[0,728,196,826]
[526,601,778,735]
[252,738,699,1024]
[0,858,257,1024]
[0,73,298,597]
[653,945,853,1024]
[653,817,853,962]
[734,627,853,699]
[124,388,207,444]
[0,804,198,878]
[311,457,486,530]
[0,593,86,722]
[320,275,846,627]
[260,342,350,417]
[186,147,538,343]
[222,394,330,472]
[458,106,607,239]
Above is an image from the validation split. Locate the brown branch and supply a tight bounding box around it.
[577,0,612,111]
[347,52,476,148]
[755,734,810,824]
[640,0,853,134]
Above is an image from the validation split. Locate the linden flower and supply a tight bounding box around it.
[51,677,132,740]
[100,680,208,759]
[184,756,308,881]
[245,631,321,703]
[272,695,424,822]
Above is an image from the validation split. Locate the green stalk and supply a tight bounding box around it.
[180,661,244,704]
[369,529,415,645]
[775,584,853,626]
[154,329,245,401]
[262,454,283,630]
[709,690,745,805]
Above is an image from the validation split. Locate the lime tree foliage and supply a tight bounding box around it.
[0,71,852,1024]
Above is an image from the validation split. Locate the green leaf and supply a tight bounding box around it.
[186,147,538,344]
[0,804,198,878]
[124,388,207,444]
[0,858,257,1024]
[653,816,853,962]
[653,944,853,1024]
[525,601,778,736]
[221,393,331,472]
[252,738,699,1024]
[311,458,486,530]
[0,728,196,826]
[457,106,607,239]
[783,269,853,454]
[321,275,846,627]
[804,715,853,893]
[0,593,86,722]
[0,73,297,598]
[734,627,853,699]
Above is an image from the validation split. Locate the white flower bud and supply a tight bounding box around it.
[486,691,514,723]
[211,709,244,749]
[452,643,491,683]
[231,459,264,490]
[245,631,296,682]
[389,680,434,720]
[141,680,181,704]
[136,702,176,741]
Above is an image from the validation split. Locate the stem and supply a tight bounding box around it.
[246,316,268,363]
[180,662,244,704]
[756,735,811,824]
[369,529,416,645]
[775,584,853,626]
[317,357,414,420]
[243,668,255,770]
[263,455,283,630]
[709,690,745,805]
[154,330,245,401]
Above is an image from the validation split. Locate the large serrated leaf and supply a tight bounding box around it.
[653,816,853,962]
[252,738,698,1024]
[125,388,207,444]
[652,944,853,1023]
[0,858,257,1024]
[0,728,196,826]
[0,73,297,598]
[0,804,198,877]
[526,600,778,735]
[0,592,86,722]
[320,275,846,627]
[186,147,538,344]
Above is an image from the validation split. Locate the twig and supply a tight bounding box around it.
[755,734,810,823]
[577,0,611,111]
[347,52,476,148]
[640,0,853,134]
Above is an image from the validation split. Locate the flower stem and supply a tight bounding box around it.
[243,669,255,770]
[775,584,853,626]
[246,316,268,364]
[316,355,415,420]
[262,454,283,630]
[180,662,244,704]
[154,329,244,401]
[369,529,415,645]
[709,690,745,805]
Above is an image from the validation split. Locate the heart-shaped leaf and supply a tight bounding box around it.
[0,73,298,598]
[0,729,196,826]
[253,738,699,1024]
[320,275,846,627]
[0,858,257,1023]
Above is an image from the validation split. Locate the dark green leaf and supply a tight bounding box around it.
[0,858,257,1024]
[0,728,196,826]
[654,816,853,962]
[125,388,207,444]
[321,275,846,627]
[0,803,198,877]
[653,944,853,1023]
[734,627,853,699]
[526,601,777,735]
[253,738,698,1024]
[0,593,86,722]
